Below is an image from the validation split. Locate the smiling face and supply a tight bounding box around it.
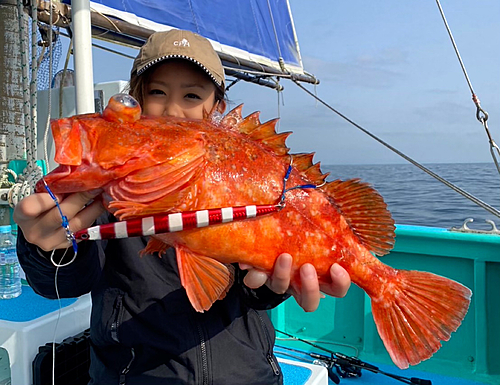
[142,60,224,119]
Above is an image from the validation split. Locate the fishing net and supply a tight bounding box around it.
[31,22,63,90]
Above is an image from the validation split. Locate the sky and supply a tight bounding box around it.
[56,0,500,165]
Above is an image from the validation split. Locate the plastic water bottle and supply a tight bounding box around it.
[0,225,22,299]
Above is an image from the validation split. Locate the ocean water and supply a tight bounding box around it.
[323,162,500,229]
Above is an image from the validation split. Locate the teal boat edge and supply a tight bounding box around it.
[269,225,500,384]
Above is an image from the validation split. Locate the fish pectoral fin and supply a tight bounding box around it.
[106,144,206,219]
[324,179,396,256]
[370,270,471,369]
[108,188,187,220]
[176,246,234,312]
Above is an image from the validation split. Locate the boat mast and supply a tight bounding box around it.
[72,0,95,114]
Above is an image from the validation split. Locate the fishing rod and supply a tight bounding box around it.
[275,329,431,385]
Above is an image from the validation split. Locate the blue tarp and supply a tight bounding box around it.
[65,0,304,74]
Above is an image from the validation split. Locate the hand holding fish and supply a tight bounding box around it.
[13,191,105,251]
[241,255,351,312]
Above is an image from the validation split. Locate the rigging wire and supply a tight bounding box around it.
[435,0,500,174]
[58,29,135,59]
[292,79,500,220]
[266,0,285,73]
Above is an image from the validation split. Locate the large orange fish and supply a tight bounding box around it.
[36,94,471,369]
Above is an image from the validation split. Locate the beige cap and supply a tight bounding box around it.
[132,29,225,91]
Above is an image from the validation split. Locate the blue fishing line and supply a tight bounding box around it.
[42,179,78,254]
[279,164,319,206]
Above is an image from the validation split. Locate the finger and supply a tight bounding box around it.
[43,191,101,230]
[320,263,351,298]
[297,263,320,312]
[15,191,104,250]
[13,193,58,221]
[243,268,269,289]
[56,191,103,219]
[36,200,105,251]
[68,200,106,231]
[267,253,292,294]
[37,227,73,252]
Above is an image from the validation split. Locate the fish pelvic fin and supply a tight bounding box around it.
[324,179,395,256]
[372,270,472,369]
[143,237,170,256]
[176,245,234,312]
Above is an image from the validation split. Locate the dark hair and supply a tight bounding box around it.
[128,60,226,108]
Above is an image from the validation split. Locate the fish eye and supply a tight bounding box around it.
[104,93,141,122]
[112,93,139,108]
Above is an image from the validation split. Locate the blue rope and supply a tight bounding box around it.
[42,179,78,254]
[279,164,319,206]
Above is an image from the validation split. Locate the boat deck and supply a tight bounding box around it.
[276,346,490,385]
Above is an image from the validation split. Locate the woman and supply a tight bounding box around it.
[14,29,350,385]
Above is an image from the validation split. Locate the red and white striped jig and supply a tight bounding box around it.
[73,204,281,241]
[45,161,317,248]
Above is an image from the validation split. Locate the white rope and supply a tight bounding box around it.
[17,0,31,167]
[29,3,38,173]
[43,0,55,172]
[10,1,60,208]
[7,1,46,208]
[7,166,43,207]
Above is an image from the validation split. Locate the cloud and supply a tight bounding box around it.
[302,48,409,89]
[405,99,479,137]
[352,48,409,67]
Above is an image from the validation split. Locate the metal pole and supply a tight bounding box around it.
[72,0,95,114]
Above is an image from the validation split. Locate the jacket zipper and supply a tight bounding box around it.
[256,311,281,376]
[111,294,124,343]
[197,323,209,385]
[119,348,136,385]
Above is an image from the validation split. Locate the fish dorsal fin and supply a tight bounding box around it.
[239,111,261,134]
[324,179,395,256]
[290,153,330,185]
[220,104,245,130]
[220,106,331,182]
[176,245,234,312]
[291,153,315,170]
[220,105,291,156]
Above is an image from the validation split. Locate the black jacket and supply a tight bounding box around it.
[17,213,289,385]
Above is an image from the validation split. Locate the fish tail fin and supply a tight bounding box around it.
[371,270,471,369]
